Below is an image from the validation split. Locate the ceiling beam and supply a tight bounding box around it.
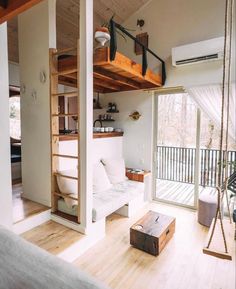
[0,0,43,24]
[0,0,8,9]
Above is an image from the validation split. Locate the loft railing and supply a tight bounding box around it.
[109,19,166,85]
[156,146,236,187]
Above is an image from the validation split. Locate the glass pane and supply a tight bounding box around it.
[155,93,197,207]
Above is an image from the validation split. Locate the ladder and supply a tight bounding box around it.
[49,45,80,223]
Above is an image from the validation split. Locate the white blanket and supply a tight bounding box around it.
[0,226,110,289]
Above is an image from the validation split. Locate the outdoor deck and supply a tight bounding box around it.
[156,179,216,207]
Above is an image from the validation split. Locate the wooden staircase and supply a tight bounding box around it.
[49,46,80,223]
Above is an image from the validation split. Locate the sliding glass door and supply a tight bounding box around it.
[153,91,199,208]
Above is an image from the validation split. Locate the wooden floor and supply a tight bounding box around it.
[73,203,235,289]
[21,220,84,255]
[156,179,217,207]
[22,202,235,289]
[12,182,49,223]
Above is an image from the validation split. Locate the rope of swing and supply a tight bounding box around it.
[206,0,234,252]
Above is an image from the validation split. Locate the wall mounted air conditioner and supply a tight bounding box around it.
[172,37,224,67]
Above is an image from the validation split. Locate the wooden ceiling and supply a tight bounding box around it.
[7,0,151,63]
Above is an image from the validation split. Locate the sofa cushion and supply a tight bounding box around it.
[101,158,127,184]
[93,180,144,221]
[93,162,112,193]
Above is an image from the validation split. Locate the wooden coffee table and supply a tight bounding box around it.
[130,211,176,256]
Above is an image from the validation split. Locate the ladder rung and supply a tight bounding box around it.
[52,91,78,97]
[53,68,77,76]
[54,173,78,180]
[53,134,79,138]
[52,47,77,56]
[53,191,79,201]
[53,154,78,159]
[52,113,78,117]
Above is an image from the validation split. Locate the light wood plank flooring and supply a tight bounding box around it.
[74,203,235,289]
[22,202,235,289]
[21,220,84,255]
[12,183,49,223]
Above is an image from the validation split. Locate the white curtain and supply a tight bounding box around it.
[187,83,236,143]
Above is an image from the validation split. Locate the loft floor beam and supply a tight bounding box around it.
[0,0,42,24]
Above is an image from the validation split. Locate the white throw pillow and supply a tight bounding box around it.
[93,162,112,193]
[57,169,78,196]
[101,158,127,184]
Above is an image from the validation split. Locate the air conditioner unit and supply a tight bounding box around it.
[172,37,224,67]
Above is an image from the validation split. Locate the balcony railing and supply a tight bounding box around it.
[156,146,236,187]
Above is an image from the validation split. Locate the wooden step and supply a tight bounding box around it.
[54,172,78,181]
[53,154,78,159]
[52,91,78,98]
[52,134,79,138]
[51,113,78,117]
[52,47,77,56]
[53,68,78,77]
[53,191,79,201]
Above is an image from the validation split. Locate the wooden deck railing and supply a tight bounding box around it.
[156,146,236,187]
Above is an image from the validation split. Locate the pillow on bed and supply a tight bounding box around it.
[93,162,112,193]
[101,158,127,184]
[56,169,78,208]
[57,169,78,195]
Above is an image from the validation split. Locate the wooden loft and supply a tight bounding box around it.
[58,47,163,93]
[57,19,166,94]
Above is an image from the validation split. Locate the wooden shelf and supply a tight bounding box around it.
[58,132,124,141]
[57,47,162,93]
[126,168,151,182]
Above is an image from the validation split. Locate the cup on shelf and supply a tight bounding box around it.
[107,127,114,132]
[104,127,109,132]
[100,127,105,133]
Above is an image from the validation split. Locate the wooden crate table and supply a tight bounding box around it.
[130,211,176,256]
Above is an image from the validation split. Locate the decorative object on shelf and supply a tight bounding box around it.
[129,111,141,121]
[93,92,102,109]
[98,113,114,121]
[107,102,119,113]
[95,27,111,46]
[135,32,149,55]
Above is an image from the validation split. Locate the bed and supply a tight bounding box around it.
[0,226,110,289]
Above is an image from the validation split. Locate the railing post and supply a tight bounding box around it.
[194,108,201,208]
[142,47,148,76]
[109,19,117,61]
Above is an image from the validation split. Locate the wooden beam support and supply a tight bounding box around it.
[93,66,142,90]
[0,0,8,9]
[0,0,43,24]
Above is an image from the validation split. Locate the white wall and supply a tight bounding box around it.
[0,23,13,228]
[9,62,20,86]
[98,91,153,170]
[58,137,123,171]
[18,0,56,206]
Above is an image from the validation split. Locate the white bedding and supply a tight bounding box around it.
[0,226,110,289]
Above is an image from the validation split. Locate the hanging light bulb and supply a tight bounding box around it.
[95,27,111,46]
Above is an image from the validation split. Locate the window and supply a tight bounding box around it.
[9,96,21,140]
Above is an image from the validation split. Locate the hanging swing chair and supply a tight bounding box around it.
[203,0,235,261]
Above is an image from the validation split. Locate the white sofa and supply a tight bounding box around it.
[56,159,145,222]
[57,179,145,222]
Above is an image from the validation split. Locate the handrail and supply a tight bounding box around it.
[109,19,166,85]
